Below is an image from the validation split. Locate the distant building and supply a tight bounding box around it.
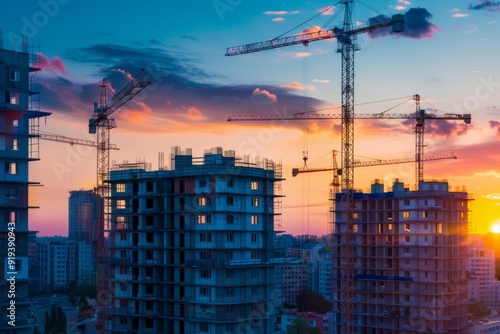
[0,43,51,332]
[470,315,500,334]
[105,147,281,333]
[68,189,101,245]
[467,235,496,303]
[275,259,310,307]
[332,179,471,333]
[317,246,332,302]
[34,237,93,291]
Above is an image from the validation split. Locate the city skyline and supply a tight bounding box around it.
[1,0,499,236]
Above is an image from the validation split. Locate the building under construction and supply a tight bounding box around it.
[0,42,50,332]
[332,179,470,333]
[104,147,282,333]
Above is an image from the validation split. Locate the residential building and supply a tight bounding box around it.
[275,259,310,307]
[105,147,281,333]
[467,235,495,303]
[0,43,50,332]
[332,179,470,333]
[281,309,334,334]
[34,237,93,292]
[68,189,101,245]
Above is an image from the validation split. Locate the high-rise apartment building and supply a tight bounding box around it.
[105,147,282,333]
[68,189,101,245]
[0,44,50,332]
[332,180,470,333]
[34,237,94,292]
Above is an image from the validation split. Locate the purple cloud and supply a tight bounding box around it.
[368,8,441,39]
[469,1,500,11]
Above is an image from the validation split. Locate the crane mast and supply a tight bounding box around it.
[89,69,150,334]
[226,3,404,332]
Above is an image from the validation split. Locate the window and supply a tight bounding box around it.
[116,183,126,192]
[226,233,234,243]
[5,91,19,105]
[120,283,127,291]
[403,211,410,219]
[12,139,18,151]
[352,212,358,219]
[404,223,410,232]
[251,198,259,207]
[422,211,428,218]
[200,251,211,260]
[199,179,207,187]
[116,200,126,209]
[227,214,234,225]
[145,318,154,328]
[378,224,383,234]
[251,215,258,225]
[146,181,153,192]
[6,211,17,223]
[251,251,259,259]
[227,177,234,187]
[436,223,443,234]
[227,269,235,279]
[251,233,257,243]
[388,223,393,231]
[5,162,17,175]
[226,287,234,297]
[198,197,208,206]
[200,269,212,279]
[251,268,258,278]
[251,181,259,190]
[199,233,212,242]
[10,70,20,82]
[146,233,154,243]
[404,235,410,242]
[226,196,234,206]
[116,216,126,229]
[403,199,410,206]
[198,214,210,224]
[200,323,209,333]
[146,284,154,294]
[199,286,208,296]
[146,198,154,209]
[251,286,258,295]
[403,247,410,254]
[120,233,126,241]
[146,300,153,311]
[6,187,17,199]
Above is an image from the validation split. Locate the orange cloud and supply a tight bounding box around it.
[251,88,277,104]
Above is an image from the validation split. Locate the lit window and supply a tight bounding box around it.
[251,198,259,207]
[251,215,258,225]
[5,162,17,175]
[388,223,393,231]
[116,216,126,229]
[352,212,358,219]
[403,211,410,219]
[12,139,18,151]
[7,211,17,223]
[198,214,210,224]
[251,181,259,190]
[6,91,19,105]
[116,184,126,192]
[404,223,410,232]
[116,200,126,209]
[12,119,18,127]
[197,197,208,206]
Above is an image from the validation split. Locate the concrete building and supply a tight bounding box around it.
[332,180,470,333]
[68,189,101,245]
[34,237,94,291]
[318,246,333,302]
[0,43,50,332]
[467,236,495,303]
[281,309,334,334]
[105,147,282,333]
[275,259,310,308]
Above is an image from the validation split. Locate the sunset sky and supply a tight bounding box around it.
[2,0,500,236]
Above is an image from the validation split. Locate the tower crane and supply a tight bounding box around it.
[227,97,470,332]
[226,2,404,331]
[39,132,119,150]
[89,69,150,333]
[292,150,457,178]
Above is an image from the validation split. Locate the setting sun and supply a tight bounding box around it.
[491,219,500,233]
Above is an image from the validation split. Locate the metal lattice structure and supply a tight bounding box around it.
[89,69,150,333]
[225,2,405,332]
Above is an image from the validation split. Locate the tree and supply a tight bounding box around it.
[296,290,332,313]
[44,305,67,334]
[287,317,320,334]
[468,300,491,317]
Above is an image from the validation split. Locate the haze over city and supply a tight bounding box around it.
[1,0,500,236]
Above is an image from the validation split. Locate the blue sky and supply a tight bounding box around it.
[2,0,500,236]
